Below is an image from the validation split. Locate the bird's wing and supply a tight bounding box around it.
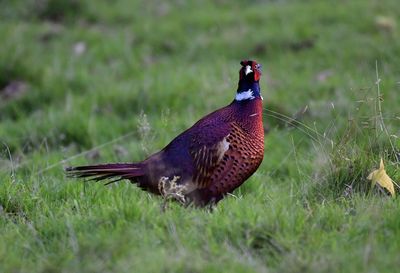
[188,122,232,189]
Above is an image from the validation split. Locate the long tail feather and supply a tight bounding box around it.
[65,163,145,184]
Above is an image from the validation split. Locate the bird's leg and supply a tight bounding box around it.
[205,198,217,213]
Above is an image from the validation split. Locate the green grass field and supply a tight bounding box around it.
[1,0,399,272]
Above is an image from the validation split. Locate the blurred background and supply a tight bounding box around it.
[1,0,398,158]
[0,1,399,272]
[0,0,400,153]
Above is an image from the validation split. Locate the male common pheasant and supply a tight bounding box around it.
[66,60,264,206]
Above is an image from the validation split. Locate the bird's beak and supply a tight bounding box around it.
[245,65,253,75]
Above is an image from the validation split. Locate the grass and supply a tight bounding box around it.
[0,0,399,272]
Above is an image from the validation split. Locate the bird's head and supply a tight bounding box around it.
[235,60,262,101]
[239,60,262,82]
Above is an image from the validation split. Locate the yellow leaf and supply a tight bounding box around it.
[367,158,396,197]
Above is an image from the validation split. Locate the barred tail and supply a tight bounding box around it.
[65,163,145,185]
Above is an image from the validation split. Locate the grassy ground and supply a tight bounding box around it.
[1,0,399,272]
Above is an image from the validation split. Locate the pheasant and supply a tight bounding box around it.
[66,60,265,206]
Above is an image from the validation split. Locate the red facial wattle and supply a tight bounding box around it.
[253,63,261,81]
[239,60,261,81]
